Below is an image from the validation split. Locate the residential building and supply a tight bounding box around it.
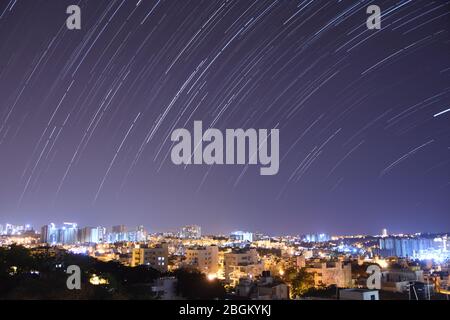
[235,271,289,299]
[130,243,169,272]
[340,288,379,300]
[305,260,352,288]
[381,267,424,292]
[185,245,219,274]
[224,247,263,285]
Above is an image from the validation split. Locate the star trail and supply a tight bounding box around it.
[0,0,449,235]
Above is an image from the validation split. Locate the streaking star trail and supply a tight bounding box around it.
[0,0,449,235]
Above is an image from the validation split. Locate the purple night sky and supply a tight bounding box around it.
[0,0,449,235]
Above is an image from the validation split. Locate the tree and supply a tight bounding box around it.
[173,269,225,299]
[0,246,160,299]
[283,267,298,283]
[290,268,315,298]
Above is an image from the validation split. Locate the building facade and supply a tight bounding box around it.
[130,243,169,272]
[379,237,435,258]
[40,222,78,244]
[185,245,219,274]
[230,231,253,242]
[305,260,352,288]
[179,225,201,239]
[224,248,264,285]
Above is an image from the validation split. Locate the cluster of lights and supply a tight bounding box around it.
[0,223,33,236]
[68,246,89,255]
[415,249,450,263]
[89,274,109,285]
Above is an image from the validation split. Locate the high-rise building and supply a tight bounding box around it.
[107,225,145,243]
[253,232,268,241]
[40,223,58,244]
[112,225,126,234]
[0,224,29,235]
[93,226,106,243]
[79,227,94,243]
[303,233,330,243]
[4,224,13,235]
[79,226,105,243]
[108,225,128,242]
[230,231,253,242]
[40,223,78,244]
[379,236,435,258]
[382,228,388,237]
[180,225,201,239]
[137,225,147,241]
[60,222,78,244]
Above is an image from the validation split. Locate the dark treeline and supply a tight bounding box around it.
[0,245,225,300]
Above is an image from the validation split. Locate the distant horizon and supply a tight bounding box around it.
[2,219,449,238]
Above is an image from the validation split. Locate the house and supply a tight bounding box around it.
[340,288,379,300]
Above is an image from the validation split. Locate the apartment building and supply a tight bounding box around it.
[305,260,352,288]
[185,245,219,274]
[224,247,264,285]
[130,243,169,272]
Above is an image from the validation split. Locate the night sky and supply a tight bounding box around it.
[0,0,449,235]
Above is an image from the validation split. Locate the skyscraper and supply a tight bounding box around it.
[40,223,58,244]
[40,223,78,244]
[379,236,435,257]
[230,231,253,242]
[112,225,126,233]
[180,225,201,239]
[304,233,330,243]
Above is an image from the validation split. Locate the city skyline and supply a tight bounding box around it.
[0,216,448,236]
[0,0,449,235]
[1,220,449,239]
